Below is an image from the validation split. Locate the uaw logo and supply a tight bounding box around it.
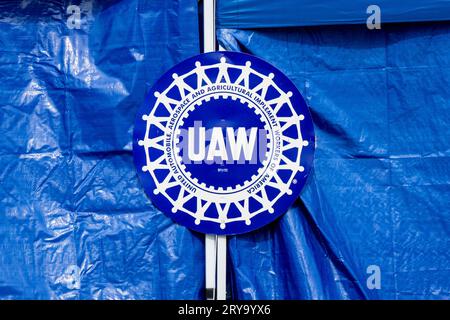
[133,52,315,235]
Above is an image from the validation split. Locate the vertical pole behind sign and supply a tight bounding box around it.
[205,234,217,299]
[216,234,227,300]
[203,0,216,53]
[203,0,227,301]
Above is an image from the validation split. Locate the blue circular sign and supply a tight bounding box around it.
[133,52,315,235]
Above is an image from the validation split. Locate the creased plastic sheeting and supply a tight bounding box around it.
[0,0,202,299]
[219,24,450,299]
[218,0,450,29]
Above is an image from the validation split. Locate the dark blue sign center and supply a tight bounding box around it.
[177,96,268,190]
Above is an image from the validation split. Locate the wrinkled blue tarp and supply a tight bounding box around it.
[0,0,203,299]
[0,0,449,300]
[218,0,450,29]
[218,24,450,299]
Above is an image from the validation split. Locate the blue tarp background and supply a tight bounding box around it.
[218,0,450,28]
[0,0,449,299]
[218,24,450,299]
[0,0,203,299]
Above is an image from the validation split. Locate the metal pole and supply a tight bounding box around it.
[203,0,216,52]
[215,42,227,301]
[216,235,227,300]
[203,0,225,301]
[205,234,217,300]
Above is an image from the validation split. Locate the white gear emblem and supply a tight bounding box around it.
[136,55,312,233]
